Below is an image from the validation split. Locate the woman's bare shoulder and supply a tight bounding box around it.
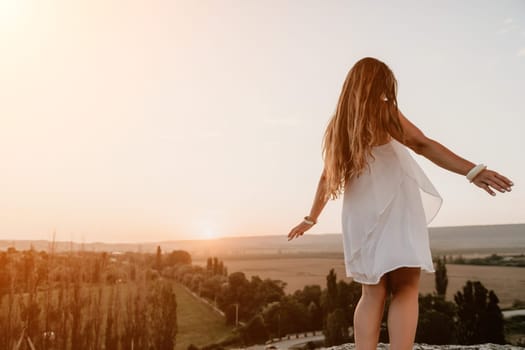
[391,110,431,153]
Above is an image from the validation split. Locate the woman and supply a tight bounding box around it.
[287,57,513,350]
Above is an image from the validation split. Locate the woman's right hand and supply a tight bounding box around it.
[471,169,514,196]
[287,221,315,241]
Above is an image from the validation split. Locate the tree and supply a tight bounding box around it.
[248,276,286,312]
[165,250,192,266]
[323,308,349,346]
[155,246,163,271]
[454,280,505,344]
[201,275,226,301]
[0,252,10,298]
[220,272,250,324]
[293,285,322,308]
[219,273,286,325]
[486,291,505,344]
[148,280,178,350]
[294,285,323,331]
[240,314,268,345]
[105,287,119,350]
[345,282,362,327]
[307,301,322,331]
[324,269,338,314]
[416,293,457,344]
[321,270,361,331]
[454,281,485,344]
[336,280,361,326]
[213,257,219,275]
[435,256,448,297]
[69,279,84,347]
[19,290,41,345]
[19,249,35,292]
[206,257,213,274]
[261,297,310,338]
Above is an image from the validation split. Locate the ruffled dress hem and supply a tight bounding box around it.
[345,263,436,285]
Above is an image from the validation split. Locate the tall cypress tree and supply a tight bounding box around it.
[213,257,219,275]
[155,246,162,272]
[435,256,448,297]
[206,257,213,274]
[325,269,338,314]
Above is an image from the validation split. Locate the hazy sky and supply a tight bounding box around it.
[1,1,524,243]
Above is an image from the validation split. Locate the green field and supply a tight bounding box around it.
[174,282,234,350]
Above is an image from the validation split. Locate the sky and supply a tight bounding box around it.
[0,0,524,243]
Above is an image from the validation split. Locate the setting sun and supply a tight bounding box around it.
[197,228,219,240]
[200,229,219,240]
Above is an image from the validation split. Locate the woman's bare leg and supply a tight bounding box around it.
[354,275,388,350]
[386,267,421,350]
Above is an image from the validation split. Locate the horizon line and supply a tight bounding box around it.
[1,222,523,245]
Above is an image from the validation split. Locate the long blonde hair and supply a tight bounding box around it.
[322,57,404,200]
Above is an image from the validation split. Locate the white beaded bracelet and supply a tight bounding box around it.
[466,164,487,182]
[303,216,316,225]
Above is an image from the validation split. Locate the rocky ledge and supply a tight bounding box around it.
[326,344,525,350]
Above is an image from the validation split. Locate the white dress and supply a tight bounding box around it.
[341,139,442,285]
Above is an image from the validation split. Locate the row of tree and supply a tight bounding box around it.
[3,245,504,349]
[0,246,181,350]
[175,255,506,348]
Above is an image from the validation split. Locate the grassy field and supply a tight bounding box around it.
[174,282,234,350]
[195,256,525,309]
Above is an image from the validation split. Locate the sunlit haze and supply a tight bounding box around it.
[1,1,524,242]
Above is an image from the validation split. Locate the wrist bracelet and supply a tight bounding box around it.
[466,164,487,182]
[303,216,316,225]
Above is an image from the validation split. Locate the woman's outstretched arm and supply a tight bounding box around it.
[287,169,330,241]
[393,110,514,196]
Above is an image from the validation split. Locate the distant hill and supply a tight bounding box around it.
[427,224,525,255]
[1,223,523,258]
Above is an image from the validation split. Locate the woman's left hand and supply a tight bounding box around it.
[472,169,513,196]
[287,221,314,241]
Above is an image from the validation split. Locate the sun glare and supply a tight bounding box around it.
[198,229,220,240]
[196,219,221,240]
